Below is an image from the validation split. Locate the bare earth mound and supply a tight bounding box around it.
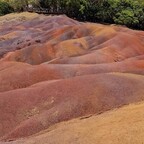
[0,12,144,143]
[3,102,144,144]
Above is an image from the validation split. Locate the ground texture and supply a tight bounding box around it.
[0,12,144,144]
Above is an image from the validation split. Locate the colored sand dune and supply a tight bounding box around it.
[0,12,144,143]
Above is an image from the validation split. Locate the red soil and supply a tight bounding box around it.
[0,13,144,142]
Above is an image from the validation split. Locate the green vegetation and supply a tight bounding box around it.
[0,1,13,16]
[0,0,144,30]
[93,0,144,29]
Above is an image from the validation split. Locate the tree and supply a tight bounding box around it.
[0,1,13,16]
[114,9,139,27]
[7,0,39,11]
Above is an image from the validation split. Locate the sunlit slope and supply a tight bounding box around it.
[2,102,144,144]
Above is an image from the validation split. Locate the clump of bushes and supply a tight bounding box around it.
[90,0,144,30]
[0,1,13,16]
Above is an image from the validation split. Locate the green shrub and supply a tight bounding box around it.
[0,1,13,16]
[89,0,144,30]
[114,9,139,27]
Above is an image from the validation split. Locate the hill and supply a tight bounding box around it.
[3,102,144,144]
[0,12,144,143]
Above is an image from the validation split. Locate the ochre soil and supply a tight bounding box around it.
[0,12,144,143]
[4,102,144,144]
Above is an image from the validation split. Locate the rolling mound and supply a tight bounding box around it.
[4,101,144,144]
[0,12,144,143]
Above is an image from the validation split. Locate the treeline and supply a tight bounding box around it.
[0,0,144,30]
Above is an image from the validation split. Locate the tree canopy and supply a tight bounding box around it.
[0,0,144,30]
[0,1,13,15]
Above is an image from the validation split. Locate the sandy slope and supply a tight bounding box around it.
[1,102,144,144]
[0,12,144,143]
[0,12,39,26]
